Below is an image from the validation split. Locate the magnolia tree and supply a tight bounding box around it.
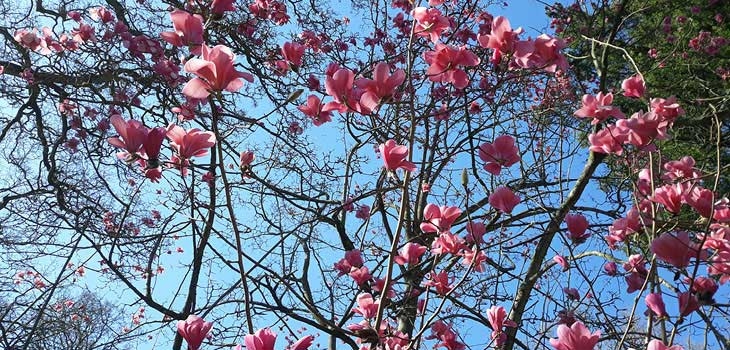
[0,0,728,349]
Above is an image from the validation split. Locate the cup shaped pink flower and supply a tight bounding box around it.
[355,62,405,111]
[167,124,217,159]
[420,203,462,233]
[108,115,149,159]
[647,339,685,350]
[176,315,213,350]
[412,7,450,43]
[573,92,625,124]
[245,328,277,350]
[394,242,427,265]
[489,186,520,214]
[487,305,517,347]
[549,321,600,350]
[423,43,480,89]
[379,139,417,172]
[351,293,380,319]
[678,291,700,317]
[211,0,236,15]
[182,44,254,99]
[281,41,305,68]
[240,150,255,167]
[478,135,520,175]
[161,10,204,49]
[645,292,668,318]
[650,231,696,268]
[564,213,590,244]
[622,74,646,98]
[477,15,522,64]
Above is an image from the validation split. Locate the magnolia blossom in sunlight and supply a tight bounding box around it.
[622,74,646,98]
[647,339,685,350]
[478,15,522,64]
[489,186,520,214]
[176,315,212,350]
[478,135,520,175]
[379,139,417,172]
[160,9,204,50]
[549,321,600,350]
[645,292,668,318]
[182,44,254,99]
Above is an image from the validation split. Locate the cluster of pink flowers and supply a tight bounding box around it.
[582,75,684,154]
[478,15,568,72]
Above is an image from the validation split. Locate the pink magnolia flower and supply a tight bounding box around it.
[626,272,647,293]
[709,250,730,284]
[513,34,568,72]
[281,41,305,68]
[489,186,520,214]
[564,213,590,244]
[334,249,364,275]
[297,95,339,126]
[603,262,618,276]
[615,110,669,147]
[355,205,370,220]
[662,156,700,181]
[588,125,625,155]
[14,29,42,51]
[211,0,236,14]
[487,305,517,347]
[325,67,356,108]
[423,43,480,89]
[647,339,685,350]
[176,315,213,350]
[412,7,450,43]
[240,150,255,167]
[141,125,165,156]
[355,62,405,111]
[182,44,254,99]
[420,203,462,233]
[651,184,686,214]
[371,277,396,299]
[394,242,427,265]
[424,270,453,295]
[428,321,465,350]
[713,198,730,223]
[465,221,486,243]
[379,139,417,172]
[553,255,569,271]
[431,232,465,256]
[548,321,600,350]
[461,248,487,272]
[622,74,646,98]
[89,6,115,23]
[678,291,700,317]
[650,231,698,268]
[573,92,625,124]
[287,335,314,350]
[478,135,520,175]
[351,293,379,319]
[107,115,149,159]
[650,97,684,121]
[161,10,204,50]
[167,124,216,159]
[348,266,372,286]
[683,186,714,218]
[687,276,719,304]
[645,292,668,318]
[244,328,277,350]
[477,15,522,63]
